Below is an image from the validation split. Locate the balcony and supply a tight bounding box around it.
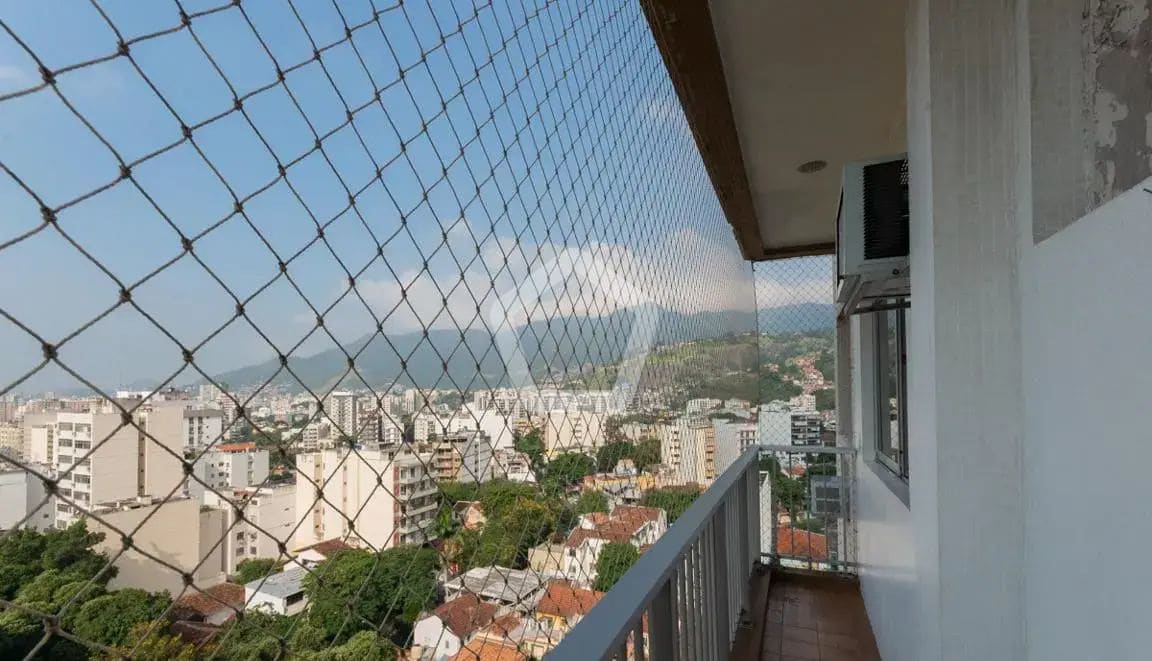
[551,445,876,660]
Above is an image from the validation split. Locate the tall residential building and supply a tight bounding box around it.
[293,448,438,550]
[52,411,146,527]
[0,422,23,461]
[323,391,358,439]
[198,383,223,404]
[204,485,296,575]
[790,410,823,446]
[188,442,270,501]
[669,417,716,487]
[432,432,495,483]
[712,419,758,475]
[356,397,403,448]
[542,411,605,458]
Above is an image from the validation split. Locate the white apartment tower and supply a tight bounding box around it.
[293,448,438,550]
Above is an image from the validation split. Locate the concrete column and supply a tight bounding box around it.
[906,1,1027,659]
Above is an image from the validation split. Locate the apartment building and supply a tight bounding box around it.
[50,411,146,527]
[323,391,358,439]
[293,448,438,550]
[0,422,22,461]
[712,419,758,475]
[790,410,823,446]
[0,465,54,531]
[542,410,605,458]
[203,485,295,575]
[431,432,495,483]
[355,399,403,448]
[664,417,716,487]
[89,496,228,594]
[188,442,270,501]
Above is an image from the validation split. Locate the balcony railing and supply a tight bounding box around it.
[549,449,762,660]
[759,444,856,573]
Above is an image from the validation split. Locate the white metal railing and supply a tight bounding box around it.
[758,444,856,573]
[548,449,761,661]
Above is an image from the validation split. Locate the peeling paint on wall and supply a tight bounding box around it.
[1032,0,1152,243]
[1087,0,1152,207]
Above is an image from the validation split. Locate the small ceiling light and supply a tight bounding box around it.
[797,160,827,174]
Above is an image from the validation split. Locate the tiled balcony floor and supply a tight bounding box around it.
[746,570,881,661]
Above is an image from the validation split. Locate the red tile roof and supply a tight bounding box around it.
[450,639,528,661]
[433,593,499,638]
[215,442,257,453]
[174,583,244,618]
[535,580,604,619]
[296,538,354,557]
[563,505,662,548]
[775,527,828,561]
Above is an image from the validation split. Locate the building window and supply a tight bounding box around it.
[873,308,909,479]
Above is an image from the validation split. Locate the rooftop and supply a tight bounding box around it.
[443,567,547,605]
[174,583,244,619]
[536,580,604,619]
[431,593,499,638]
[246,567,307,599]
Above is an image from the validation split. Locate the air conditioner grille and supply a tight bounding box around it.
[862,159,909,260]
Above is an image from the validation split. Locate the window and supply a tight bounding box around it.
[873,308,909,478]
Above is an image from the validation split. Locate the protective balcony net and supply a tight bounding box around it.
[0,1,829,659]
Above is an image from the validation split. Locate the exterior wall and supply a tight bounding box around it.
[0,468,54,531]
[293,449,437,550]
[205,485,295,575]
[851,2,1152,660]
[1021,179,1152,659]
[542,411,605,457]
[91,498,228,594]
[412,615,461,660]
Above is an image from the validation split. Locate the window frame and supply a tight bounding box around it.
[872,307,909,480]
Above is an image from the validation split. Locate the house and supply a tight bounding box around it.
[469,613,561,659]
[532,580,604,635]
[412,594,498,660]
[173,582,245,625]
[244,567,307,616]
[291,538,354,568]
[442,567,548,610]
[561,505,667,586]
[526,543,566,576]
[453,501,487,531]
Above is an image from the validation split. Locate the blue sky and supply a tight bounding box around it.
[0,0,824,395]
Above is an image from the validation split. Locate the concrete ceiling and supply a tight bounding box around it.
[707,0,908,258]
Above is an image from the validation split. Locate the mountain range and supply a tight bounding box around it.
[207,303,832,392]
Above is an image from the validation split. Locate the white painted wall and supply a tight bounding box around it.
[851,1,1152,660]
[1021,179,1152,660]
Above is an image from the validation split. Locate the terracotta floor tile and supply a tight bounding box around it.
[779,639,820,660]
[758,571,881,661]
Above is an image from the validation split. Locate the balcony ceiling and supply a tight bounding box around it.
[642,0,907,260]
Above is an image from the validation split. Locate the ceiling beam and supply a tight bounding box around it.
[640,0,767,261]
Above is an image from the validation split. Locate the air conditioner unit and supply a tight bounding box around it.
[836,155,910,316]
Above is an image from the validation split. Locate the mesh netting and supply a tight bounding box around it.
[0,1,758,659]
[753,257,850,570]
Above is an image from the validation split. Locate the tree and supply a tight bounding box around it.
[235,558,280,584]
[439,480,480,506]
[813,388,835,412]
[95,621,201,661]
[300,630,396,660]
[760,370,802,404]
[0,522,110,600]
[545,452,595,487]
[814,350,835,383]
[575,490,609,515]
[69,589,171,647]
[304,547,438,645]
[632,438,661,472]
[514,429,545,469]
[593,542,640,592]
[640,486,701,523]
[213,610,295,661]
[596,441,634,472]
[476,480,536,520]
